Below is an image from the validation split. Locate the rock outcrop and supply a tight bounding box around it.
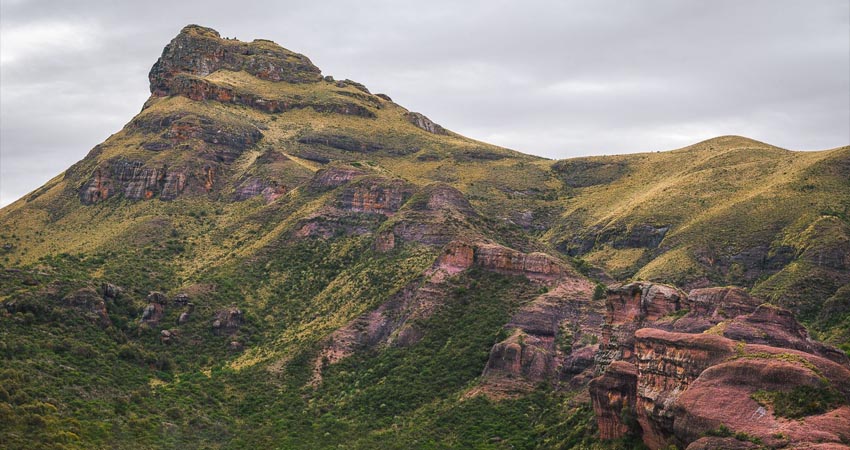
[308,166,366,191]
[212,307,243,335]
[590,283,850,449]
[80,159,218,204]
[315,238,583,386]
[589,360,639,439]
[473,244,566,283]
[140,292,168,326]
[162,75,375,117]
[312,274,449,384]
[390,183,478,247]
[62,288,111,327]
[596,282,686,369]
[405,112,447,135]
[150,25,322,97]
[480,278,603,395]
[339,178,414,215]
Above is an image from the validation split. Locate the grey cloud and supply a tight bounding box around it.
[1,0,848,205]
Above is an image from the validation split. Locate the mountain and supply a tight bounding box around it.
[1,25,848,449]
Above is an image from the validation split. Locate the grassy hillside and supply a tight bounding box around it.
[547,137,850,330]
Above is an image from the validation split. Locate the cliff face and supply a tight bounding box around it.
[479,279,603,395]
[590,284,850,450]
[149,24,322,96]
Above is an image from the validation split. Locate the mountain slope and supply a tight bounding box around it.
[1,25,848,450]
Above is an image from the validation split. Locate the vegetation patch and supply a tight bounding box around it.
[751,385,844,419]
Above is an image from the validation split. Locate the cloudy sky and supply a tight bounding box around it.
[1,0,848,206]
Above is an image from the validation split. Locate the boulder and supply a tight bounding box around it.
[62,288,111,327]
[212,307,243,335]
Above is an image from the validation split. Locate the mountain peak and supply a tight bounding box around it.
[149,24,323,96]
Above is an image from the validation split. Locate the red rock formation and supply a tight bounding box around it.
[480,278,602,395]
[163,75,375,117]
[435,241,475,274]
[80,160,193,204]
[473,244,565,283]
[686,286,760,319]
[310,167,365,188]
[79,169,113,204]
[149,25,322,97]
[589,283,850,450]
[312,275,448,384]
[589,361,639,439]
[391,183,478,247]
[598,282,686,368]
[633,329,738,449]
[484,330,552,384]
[724,304,849,364]
[338,178,414,215]
[675,353,850,449]
[315,240,587,387]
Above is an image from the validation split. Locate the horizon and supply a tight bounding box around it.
[2,0,849,207]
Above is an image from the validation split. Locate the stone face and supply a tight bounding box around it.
[472,263,601,395]
[405,112,447,135]
[312,274,450,384]
[589,361,639,440]
[419,184,475,215]
[675,355,850,450]
[101,283,123,300]
[723,304,849,365]
[141,303,164,325]
[633,329,738,449]
[298,134,384,153]
[484,330,552,382]
[162,75,375,117]
[597,282,686,368]
[149,25,322,97]
[212,307,243,335]
[685,286,761,321]
[308,167,366,191]
[79,160,186,204]
[612,224,670,249]
[62,288,111,327]
[391,184,478,247]
[339,179,413,214]
[234,177,268,201]
[473,244,565,283]
[589,283,850,449]
[434,241,475,274]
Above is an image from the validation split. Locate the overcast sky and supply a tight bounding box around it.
[1,0,848,206]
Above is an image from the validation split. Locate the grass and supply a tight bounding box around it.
[751,385,844,419]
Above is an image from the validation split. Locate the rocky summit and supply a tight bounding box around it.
[1,25,849,450]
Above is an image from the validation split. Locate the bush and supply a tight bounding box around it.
[751,385,843,418]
